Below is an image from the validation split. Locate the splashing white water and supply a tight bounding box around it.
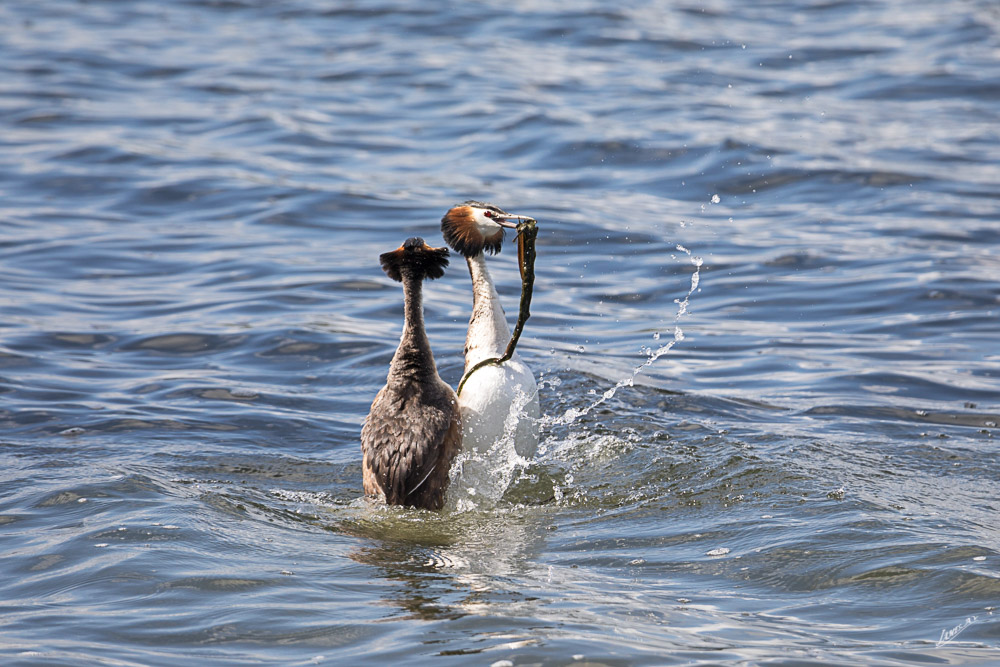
[547,243,702,427]
[673,244,701,318]
[448,386,536,511]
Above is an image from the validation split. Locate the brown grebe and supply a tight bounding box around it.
[361,237,462,510]
[441,202,540,460]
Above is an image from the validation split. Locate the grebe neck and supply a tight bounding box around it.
[464,253,511,368]
[390,273,436,379]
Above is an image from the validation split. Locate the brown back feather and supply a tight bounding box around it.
[360,380,461,509]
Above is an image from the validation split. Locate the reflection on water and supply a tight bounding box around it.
[345,507,550,626]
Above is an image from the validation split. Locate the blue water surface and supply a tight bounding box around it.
[1,0,999,664]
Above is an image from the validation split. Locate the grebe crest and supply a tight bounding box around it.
[361,237,461,510]
[379,236,449,282]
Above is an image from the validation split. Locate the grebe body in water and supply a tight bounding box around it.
[361,238,461,510]
[441,202,540,459]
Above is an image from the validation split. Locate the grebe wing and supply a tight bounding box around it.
[361,386,456,506]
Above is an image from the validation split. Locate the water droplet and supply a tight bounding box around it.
[576,345,585,353]
[653,332,660,340]
[710,194,720,204]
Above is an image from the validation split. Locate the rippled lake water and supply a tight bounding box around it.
[2,0,999,664]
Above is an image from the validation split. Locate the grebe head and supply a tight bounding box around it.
[379,237,450,282]
[441,201,534,258]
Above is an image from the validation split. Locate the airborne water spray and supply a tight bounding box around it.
[546,243,703,427]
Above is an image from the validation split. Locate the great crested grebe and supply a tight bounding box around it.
[441,201,540,459]
[361,237,462,510]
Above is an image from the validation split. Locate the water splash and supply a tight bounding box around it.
[546,244,702,427]
[673,244,701,318]
[447,387,536,512]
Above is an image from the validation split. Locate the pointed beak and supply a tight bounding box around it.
[495,212,535,229]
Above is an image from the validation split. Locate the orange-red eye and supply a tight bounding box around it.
[483,210,492,218]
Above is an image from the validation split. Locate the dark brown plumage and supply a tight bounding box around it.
[361,237,461,510]
[379,237,449,282]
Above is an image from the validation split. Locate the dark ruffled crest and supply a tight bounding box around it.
[379,237,449,282]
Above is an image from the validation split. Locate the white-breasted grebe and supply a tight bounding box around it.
[441,201,540,459]
[361,237,462,510]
